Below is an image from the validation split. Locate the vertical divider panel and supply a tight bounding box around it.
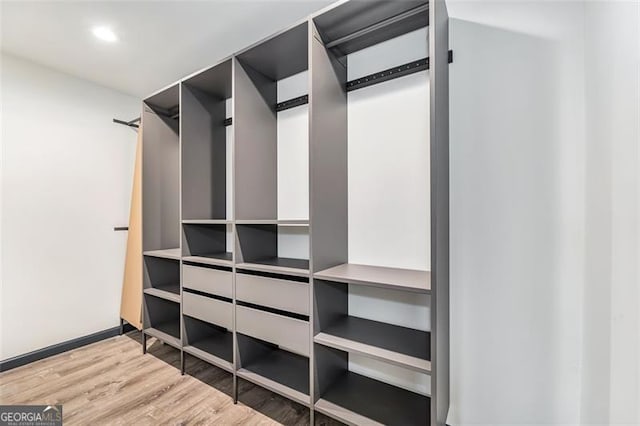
[429,1,450,425]
[178,83,184,364]
[233,57,277,221]
[230,58,238,402]
[309,19,349,408]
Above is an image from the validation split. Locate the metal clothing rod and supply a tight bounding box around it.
[220,52,453,127]
[113,118,140,129]
[325,3,429,49]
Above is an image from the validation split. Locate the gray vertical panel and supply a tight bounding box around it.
[313,280,348,331]
[429,1,450,425]
[181,84,226,220]
[142,103,180,251]
[314,344,348,398]
[308,22,348,274]
[233,58,277,220]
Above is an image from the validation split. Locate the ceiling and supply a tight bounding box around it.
[0,0,334,98]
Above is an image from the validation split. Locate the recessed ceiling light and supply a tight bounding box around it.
[92,26,118,43]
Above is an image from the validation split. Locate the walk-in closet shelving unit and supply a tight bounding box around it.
[140,1,449,424]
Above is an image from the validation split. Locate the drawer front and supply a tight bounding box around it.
[236,305,309,357]
[183,265,232,299]
[183,292,232,329]
[236,273,309,315]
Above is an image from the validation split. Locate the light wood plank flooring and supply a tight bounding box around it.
[0,332,339,425]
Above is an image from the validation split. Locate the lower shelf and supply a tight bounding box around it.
[184,343,233,373]
[145,323,181,349]
[236,257,309,277]
[183,315,233,371]
[238,339,310,406]
[143,286,180,303]
[183,252,233,267]
[315,315,430,373]
[316,371,429,426]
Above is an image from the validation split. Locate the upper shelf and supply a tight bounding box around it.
[182,219,231,225]
[314,263,430,293]
[313,0,428,56]
[236,21,308,81]
[235,219,309,226]
[183,252,233,268]
[236,257,309,278]
[314,315,430,374]
[144,83,180,114]
[143,248,181,261]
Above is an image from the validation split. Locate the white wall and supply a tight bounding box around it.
[0,54,139,360]
[582,1,640,424]
[448,1,640,425]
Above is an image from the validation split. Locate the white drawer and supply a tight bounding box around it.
[236,273,309,315]
[182,264,232,299]
[183,292,232,329]
[236,305,309,357]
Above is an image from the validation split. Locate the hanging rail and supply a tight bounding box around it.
[221,52,452,126]
[113,117,140,129]
[325,3,429,50]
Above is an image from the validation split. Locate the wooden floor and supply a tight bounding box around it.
[0,332,339,425]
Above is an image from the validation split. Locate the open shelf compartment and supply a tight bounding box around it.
[314,344,429,426]
[315,263,430,293]
[234,21,309,224]
[314,279,430,373]
[143,293,181,348]
[183,315,233,372]
[237,333,310,406]
[143,255,180,303]
[182,58,232,222]
[236,224,309,277]
[142,84,180,257]
[182,223,232,267]
[313,1,428,57]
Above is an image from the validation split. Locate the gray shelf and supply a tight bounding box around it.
[182,219,231,225]
[315,371,429,426]
[145,323,181,349]
[235,219,309,226]
[143,248,181,260]
[236,258,309,278]
[314,263,430,293]
[314,315,430,374]
[183,253,233,267]
[313,1,428,57]
[143,286,180,303]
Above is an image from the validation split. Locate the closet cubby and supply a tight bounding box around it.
[237,333,310,406]
[314,344,429,426]
[314,279,430,374]
[142,255,180,303]
[142,84,180,256]
[183,310,233,372]
[182,223,232,267]
[234,21,309,222]
[143,294,181,348]
[181,59,232,222]
[235,224,309,277]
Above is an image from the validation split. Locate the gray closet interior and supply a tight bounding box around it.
[141,1,449,425]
